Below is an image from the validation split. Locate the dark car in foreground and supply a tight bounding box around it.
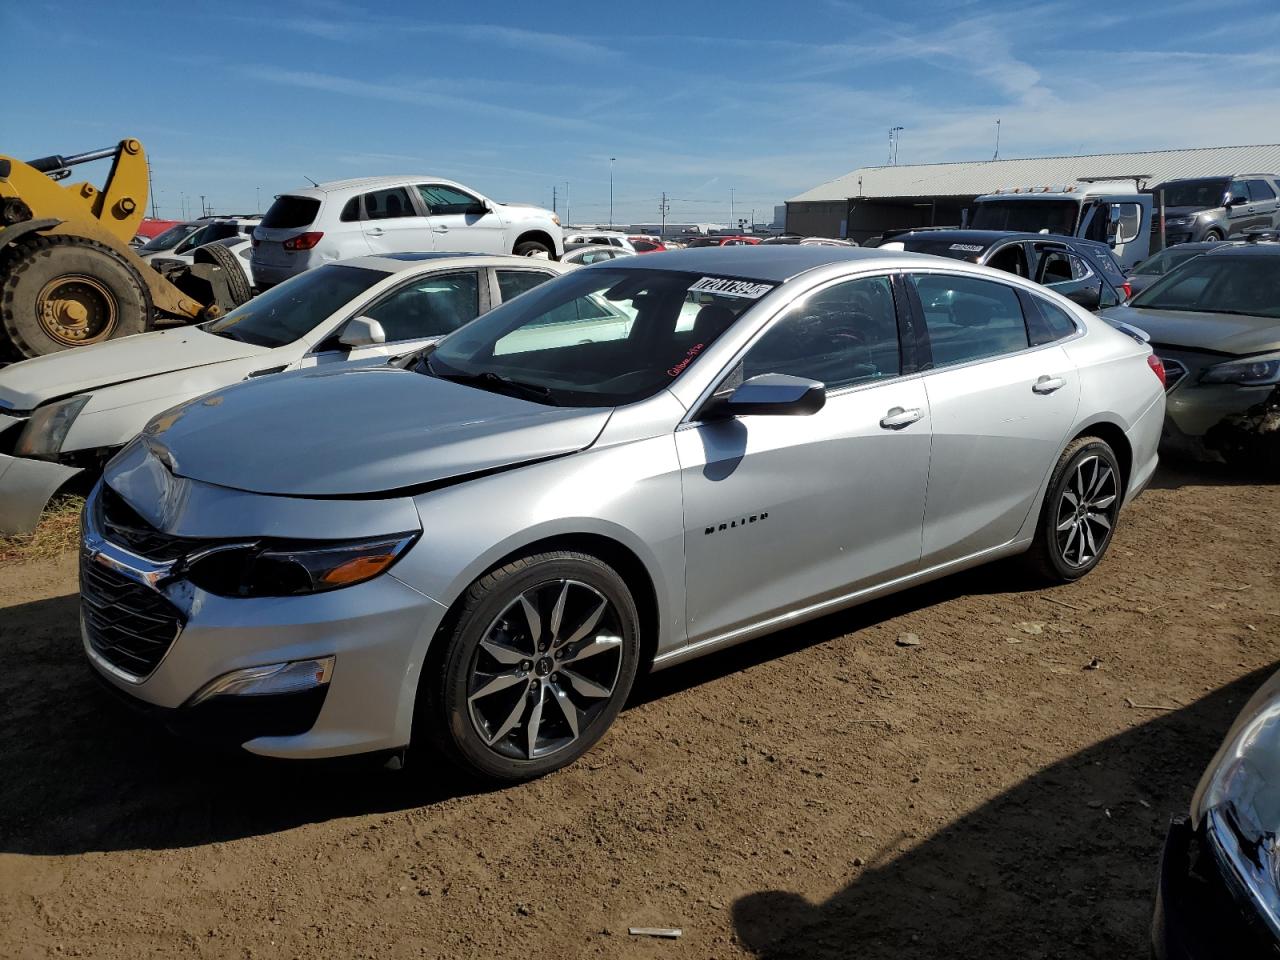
[878,230,1130,310]
[1101,240,1280,465]
[1153,667,1280,959]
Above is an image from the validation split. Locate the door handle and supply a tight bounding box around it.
[1033,375,1066,394]
[366,227,384,237]
[432,225,449,233]
[880,406,923,429]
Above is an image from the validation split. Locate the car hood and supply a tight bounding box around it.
[141,365,613,496]
[1100,305,1280,355]
[1158,205,1209,219]
[0,328,267,411]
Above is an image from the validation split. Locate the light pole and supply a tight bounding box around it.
[729,187,735,231]
[563,181,571,227]
[889,126,904,165]
[609,158,615,228]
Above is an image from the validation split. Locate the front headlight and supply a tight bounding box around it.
[551,214,561,226]
[1193,671,1280,938]
[14,395,90,459]
[1200,353,1280,387]
[1165,216,1195,226]
[185,533,419,597]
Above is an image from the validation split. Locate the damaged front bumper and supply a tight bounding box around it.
[0,452,83,535]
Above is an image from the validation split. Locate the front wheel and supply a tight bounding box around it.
[1202,229,1224,243]
[1025,437,1123,582]
[416,551,641,781]
[513,239,553,259]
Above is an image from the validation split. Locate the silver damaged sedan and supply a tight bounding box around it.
[83,246,1166,780]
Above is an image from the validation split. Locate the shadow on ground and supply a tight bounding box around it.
[0,561,1031,856]
[1149,455,1278,490]
[731,666,1271,959]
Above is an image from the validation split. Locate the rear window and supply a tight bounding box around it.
[261,195,321,229]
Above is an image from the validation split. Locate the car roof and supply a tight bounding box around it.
[338,253,572,274]
[1201,242,1280,258]
[609,245,939,282]
[280,176,456,198]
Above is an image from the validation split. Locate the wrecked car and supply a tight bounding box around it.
[1101,238,1280,464]
[0,254,572,534]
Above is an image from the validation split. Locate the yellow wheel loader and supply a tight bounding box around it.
[0,138,251,359]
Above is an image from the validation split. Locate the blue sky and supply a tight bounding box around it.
[5,0,1279,226]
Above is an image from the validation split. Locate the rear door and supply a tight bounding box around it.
[417,183,507,254]
[1246,179,1280,232]
[905,270,1080,566]
[1226,180,1254,237]
[360,185,435,255]
[1034,245,1108,311]
[493,267,558,306]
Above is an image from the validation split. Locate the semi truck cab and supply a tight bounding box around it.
[968,178,1153,269]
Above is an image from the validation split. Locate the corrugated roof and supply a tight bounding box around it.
[789,144,1280,203]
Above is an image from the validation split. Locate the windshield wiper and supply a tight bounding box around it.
[437,369,559,405]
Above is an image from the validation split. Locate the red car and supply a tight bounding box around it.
[629,237,667,253]
[685,235,762,248]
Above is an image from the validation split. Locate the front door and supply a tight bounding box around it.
[417,183,508,254]
[677,274,932,643]
[905,270,1080,566]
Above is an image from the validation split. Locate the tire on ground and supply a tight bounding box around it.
[513,239,553,258]
[1024,435,1123,584]
[192,242,253,307]
[415,549,642,782]
[0,235,151,359]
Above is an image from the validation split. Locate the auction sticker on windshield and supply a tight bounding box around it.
[688,277,775,299]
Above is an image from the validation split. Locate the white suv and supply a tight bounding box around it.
[252,177,563,288]
[563,230,636,252]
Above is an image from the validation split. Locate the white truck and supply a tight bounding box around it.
[967,178,1153,269]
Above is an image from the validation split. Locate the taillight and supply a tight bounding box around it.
[283,231,323,252]
[1147,353,1166,388]
[251,236,260,248]
[1122,280,1132,299]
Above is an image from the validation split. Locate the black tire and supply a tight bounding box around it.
[192,242,253,307]
[513,239,553,259]
[1025,436,1123,583]
[415,550,641,782]
[1202,229,1224,243]
[0,235,151,358]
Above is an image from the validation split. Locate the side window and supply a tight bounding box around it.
[417,184,483,216]
[1248,180,1277,202]
[1229,181,1251,205]
[497,269,555,302]
[339,197,362,222]
[1113,203,1141,243]
[362,187,415,220]
[1026,296,1080,346]
[1039,249,1075,285]
[909,273,1029,368]
[740,276,901,390]
[362,270,481,341]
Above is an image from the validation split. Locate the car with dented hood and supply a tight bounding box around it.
[81,245,1165,781]
[0,253,573,534]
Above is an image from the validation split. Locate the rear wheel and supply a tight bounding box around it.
[1025,437,1123,582]
[0,235,151,358]
[416,550,641,781]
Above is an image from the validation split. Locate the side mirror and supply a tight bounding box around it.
[339,316,387,348]
[707,373,826,419]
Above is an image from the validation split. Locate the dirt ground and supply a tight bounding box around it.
[0,461,1277,960]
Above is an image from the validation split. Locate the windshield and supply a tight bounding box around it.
[429,268,772,406]
[204,264,386,347]
[1159,179,1229,209]
[1132,248,1204,277]
[140,222,200,252]
[1129,255,1280,318]
[970,199,1080,235]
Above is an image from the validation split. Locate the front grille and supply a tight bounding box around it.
[98,485,218,561]
[81,550,184,678]
[1160,356,1188,392]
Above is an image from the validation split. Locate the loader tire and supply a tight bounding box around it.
[192,242,253,307]
[0,235,151,359]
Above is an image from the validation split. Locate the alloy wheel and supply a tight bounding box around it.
[1054,455,1118,568]
[466,579,624,760]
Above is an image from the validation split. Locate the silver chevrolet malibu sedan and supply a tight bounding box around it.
[83,246,1166,781]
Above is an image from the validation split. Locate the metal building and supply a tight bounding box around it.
[786,143,1280,243]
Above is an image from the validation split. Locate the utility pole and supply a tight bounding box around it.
[659,192,669,237]
[564,181,571,227]
[552,184,557,215]
[889,126,904,165]
[148,165,158,219]
[729,187,735,230]
[200,194,207,217]
[609,157,615,229]
[992,118,1002,161]
[256,186,261,215]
